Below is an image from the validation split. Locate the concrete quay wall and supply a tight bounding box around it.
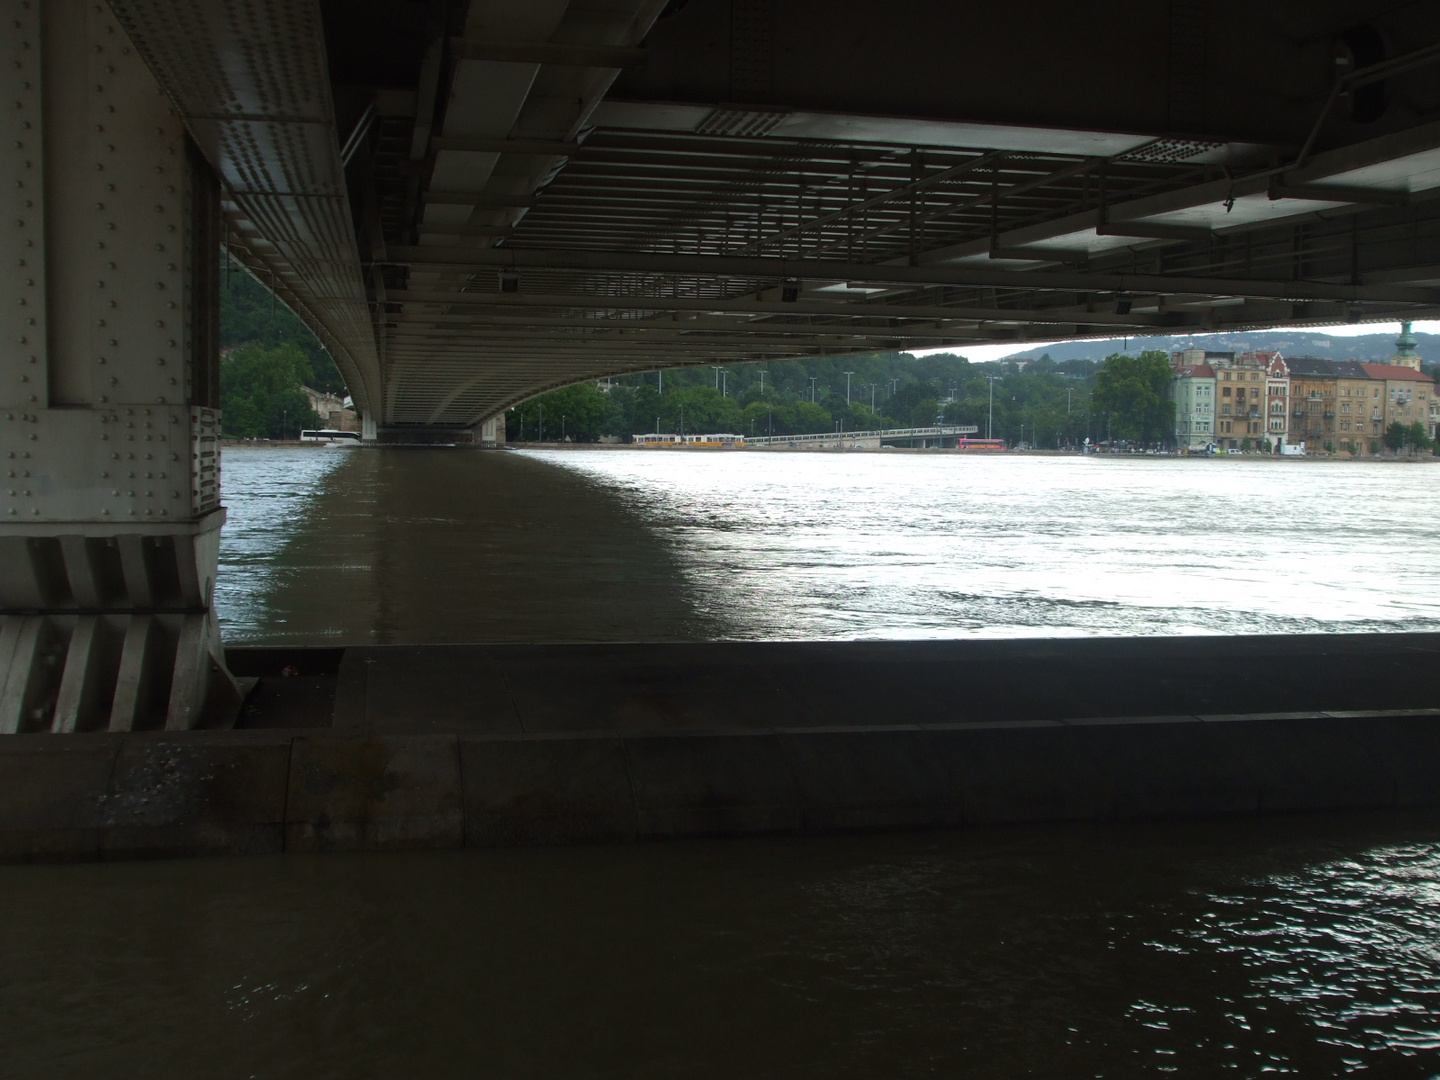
[2,709,1440,861]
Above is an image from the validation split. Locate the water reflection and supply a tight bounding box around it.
[2,814,1440,1077]
[217,448,1440,644]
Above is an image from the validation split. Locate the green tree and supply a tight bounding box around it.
[508,382,610,441]
[220,254,346,395]
[1386,420,1434,454]
[219,343,320,439]
[1091,351,1175,446]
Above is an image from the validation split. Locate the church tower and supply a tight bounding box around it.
[1388,321,1423,371]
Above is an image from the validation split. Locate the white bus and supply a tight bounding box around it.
[299,429,363,445]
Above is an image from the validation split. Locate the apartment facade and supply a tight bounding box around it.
[1333,360,1380,450]
[1285,357,1337,448]
[1362,364,1434,437]
[1212,352,1267,449]
[1168,363,1216,449]
[1261,352,1290,450]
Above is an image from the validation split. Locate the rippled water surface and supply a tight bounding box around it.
[32,448,1416,1075]
[542,450,1440,639]
[3,815,1440,1077]
[216,448,1440,642]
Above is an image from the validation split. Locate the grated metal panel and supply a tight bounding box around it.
[190,405,220,516]
[696,109,790,138]
[106,0,382,419]
[1121,138,1226,164]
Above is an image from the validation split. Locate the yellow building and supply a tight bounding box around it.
[1362,364,1434,438]
[1213,356,1266,448]
[1333,361,1380,452]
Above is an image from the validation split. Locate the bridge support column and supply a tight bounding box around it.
[479,415,503,446]
[0,0,239,733]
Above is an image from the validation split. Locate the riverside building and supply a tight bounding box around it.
[1212,351,1268,449]
[1362,363,1434,438]
[1335,361,1381,450]
[1286,357,1338,449]
[1168,362,1216,450]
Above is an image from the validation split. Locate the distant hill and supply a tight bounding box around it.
[996,330,1438,366]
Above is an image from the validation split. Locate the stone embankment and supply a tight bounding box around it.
[1,635,1438,860]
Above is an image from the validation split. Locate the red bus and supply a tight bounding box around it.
[954,438,1007,451]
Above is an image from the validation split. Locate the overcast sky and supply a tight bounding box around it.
[914,320,1440,364]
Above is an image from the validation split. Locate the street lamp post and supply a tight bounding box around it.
[844,371,855,404]
[809,376,817,402]
[281,408,287,442]
[986,375,1000,440]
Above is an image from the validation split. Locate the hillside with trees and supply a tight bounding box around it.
[508,351,1112,447]
[218,255,345,438]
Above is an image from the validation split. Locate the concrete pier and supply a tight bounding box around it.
[0,633,1437,860]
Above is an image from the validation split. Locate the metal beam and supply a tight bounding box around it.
[385,246,1440,306]
[431,136,581,156]
[1096,222,1216,241]
[451,37,647,69]
[1268,182,1412,207]
[384,289,1178,327]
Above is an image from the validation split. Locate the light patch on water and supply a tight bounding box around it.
[215,448,348,637]
[533,451,1440,639]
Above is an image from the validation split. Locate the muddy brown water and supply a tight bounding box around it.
[5,447,1439,1077]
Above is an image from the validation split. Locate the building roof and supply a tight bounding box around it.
[1174,364,1215,378]
[1333,360,1371,379]
[1285,356,1336,377]
[1361,363,1435,382]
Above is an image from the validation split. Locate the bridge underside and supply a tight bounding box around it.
[103,0,1440,429]
[5,1,1440,730]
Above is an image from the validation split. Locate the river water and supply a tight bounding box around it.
[215,447,1440,644]
[4,447,1440,1078]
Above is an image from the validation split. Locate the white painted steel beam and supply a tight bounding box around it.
[106,0,384,425]
[0,0,240,733]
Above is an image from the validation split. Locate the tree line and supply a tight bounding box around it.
[508,352,1128,446]
[215,264,1437,455]
[218,254,346,439]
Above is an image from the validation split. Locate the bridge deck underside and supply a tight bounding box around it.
[113,1,1440,428]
